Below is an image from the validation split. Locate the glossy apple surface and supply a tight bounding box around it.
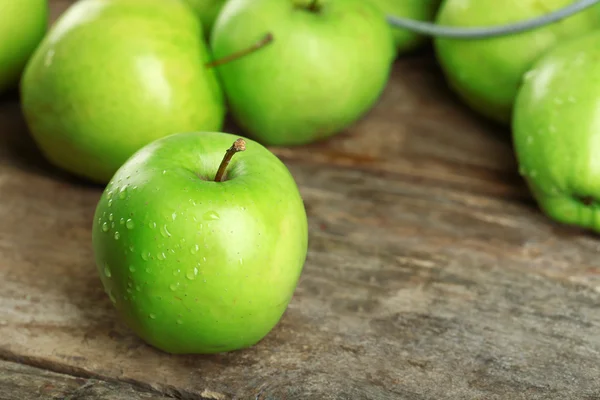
[21,0,225,183]
[0,0,47,94]
[513,30,600,232]
[92,131,309,354]
[210,0,395,146]
[434,0,600,124]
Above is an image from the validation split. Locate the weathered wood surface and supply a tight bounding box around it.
[0,360,171,400]
[1,1,600,399]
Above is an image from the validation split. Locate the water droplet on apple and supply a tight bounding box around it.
[519,166,526,176]
[530,170,538,178]
[172,212,177,221]
[141,251,150,261]
[126,287,133,294]
[114,231,120,240]
[176,319,183,325]
[568,96,576,103]
[101,222,109,232]
[108,289,117,304]
[526,136,533,145]
[104,263,112,278]
[190,244,199,254]
[186,267,198,280]
[119,218,125,225]
[149,313,156,319]
[239,258,243,265]
[136,285,141,292]
[108,213,114,221]
[129,265,136,272]
[129,244,134,252]
[203,211,220,220]
[126,219,135,229]
[169,283,178,291]
[149,221,156,229]
[119,185,128,199]
[111,222,115,229]
[145,267,151,273]
[157,252,166,261]
[160,224,171,237]
[108,199,113,207]
[162,170,167,175]
[107,190,114,200]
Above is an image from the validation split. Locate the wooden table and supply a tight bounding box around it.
[2,2,600,399]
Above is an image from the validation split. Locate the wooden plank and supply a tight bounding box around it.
[0,0,599,399]
[0,359,171,400]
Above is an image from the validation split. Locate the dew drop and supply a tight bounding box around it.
[111,222,115,228]
[526,136,533,145]
[107,190,114,200]
[157,252,166,261]
[129,265,136,272]
[145,267,151,273]
[108,199,113,207]
[119,185,128,199]
[172,212,177,221]
[104,263,112,278]
[108,213,114,221]
[239,258,244,265]
[126,219,135,229]
[114,231,120,240]
[176,319,183,325]
[160,224,172,237]
[203,211,220,221]
[149,313,156,319]
[169,283,178,291]
[186,267,198,280]
[129,244,134,252]
[141,251,149,261]
[101,222,109,232]
[530,170,538,178]
[108,290,117,304]
[119,217,125,225]
[190,244,199,254]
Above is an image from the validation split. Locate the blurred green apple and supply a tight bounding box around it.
[0,0,47,95]
[370,0,442,55]
[434,0,600,124]
[210,0,395,146]
[182,0,227,38]
[513,30,600,232]
[21,0,225,183]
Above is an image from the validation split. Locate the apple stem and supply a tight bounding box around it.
[306,0,319,12]
[205,33,274,68]
[214,138,246,182]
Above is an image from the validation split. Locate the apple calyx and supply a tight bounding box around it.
[305,0,320,12]
[214,138,246,182]
[577,195,595,207]
[205,33,274,69]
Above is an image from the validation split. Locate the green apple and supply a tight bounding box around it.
[513,30,600,232]
[181,0,227,39]
[370,0,442,55]
[210,0,395,146]
[92,131,309,354]
[20,0,225,184]
[434,0,600,125]
[0,0,47,95]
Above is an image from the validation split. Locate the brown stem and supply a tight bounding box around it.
[205,33,274,68]
[306,0,319,11]
[214,138,246,182]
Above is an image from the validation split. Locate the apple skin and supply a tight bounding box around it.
[210,0,395,146]
[512,30,600,232]
[20,0,225,184]
[181,0,227,39]
[434,0,600,125]
[92,131,309,354]
[0,0,48,94]
[370,0,442,55]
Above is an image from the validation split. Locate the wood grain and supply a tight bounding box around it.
[1,1,600,399]
[0,360,170,400]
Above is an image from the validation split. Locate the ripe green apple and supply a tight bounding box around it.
[20,0,225,184]
[92,131,309,354]
[512,30,600,232]
[370,0,442,55]
[210,0,395,146]
[181,0,227,39]
[0,0,47,95]
[434,0,600,125]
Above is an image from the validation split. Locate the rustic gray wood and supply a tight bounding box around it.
[0,360,172,400]
[0,0,599,399]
